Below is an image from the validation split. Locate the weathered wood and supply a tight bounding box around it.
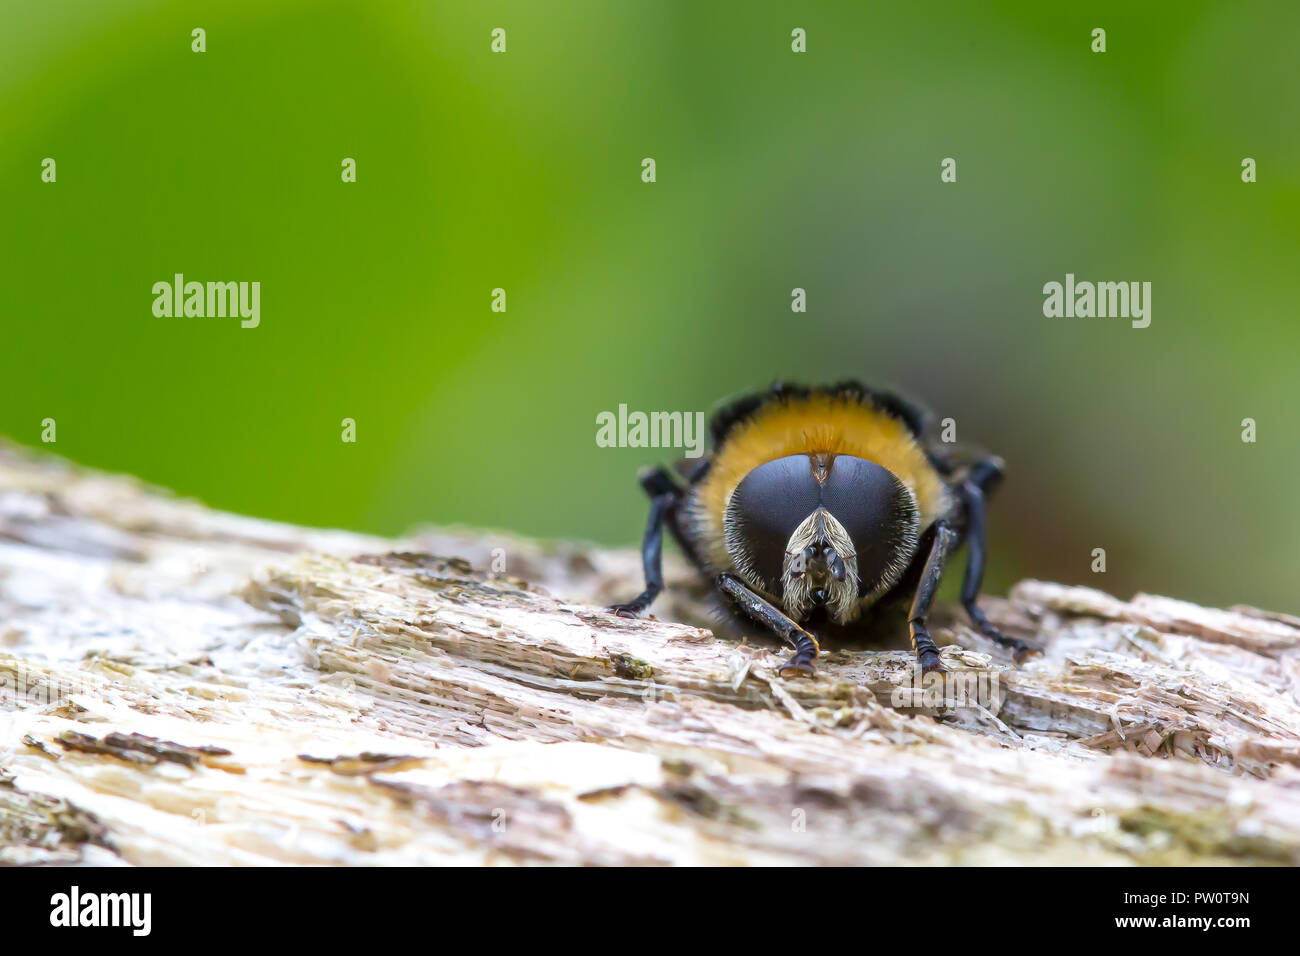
[2,440,1299,865]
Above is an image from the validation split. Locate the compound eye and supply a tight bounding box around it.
[819,456,920,596]
[725,455,821,590]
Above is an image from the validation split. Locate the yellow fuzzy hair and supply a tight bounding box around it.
[691,394,951,573]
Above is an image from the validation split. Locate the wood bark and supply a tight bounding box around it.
[3,440,1300,865]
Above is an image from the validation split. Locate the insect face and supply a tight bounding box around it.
[779,508,860,621]
[722,452,920,624]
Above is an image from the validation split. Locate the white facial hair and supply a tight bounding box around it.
[780,508,860,623]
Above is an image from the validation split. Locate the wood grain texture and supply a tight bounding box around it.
[2,441,1299,865]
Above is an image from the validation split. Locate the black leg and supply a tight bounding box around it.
[956,462,1034,661]
[715,573,819,677]
[909,522,957,675]
[608,468,681,617]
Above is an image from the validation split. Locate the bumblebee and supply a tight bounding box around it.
[609,381,1032,675]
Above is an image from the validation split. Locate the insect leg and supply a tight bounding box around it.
[715,573,819,677]
[608,468,681,617]
[956,461,1035,661]
[909,521,957,674]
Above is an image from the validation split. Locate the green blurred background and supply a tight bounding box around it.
[3,1,1297,611]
